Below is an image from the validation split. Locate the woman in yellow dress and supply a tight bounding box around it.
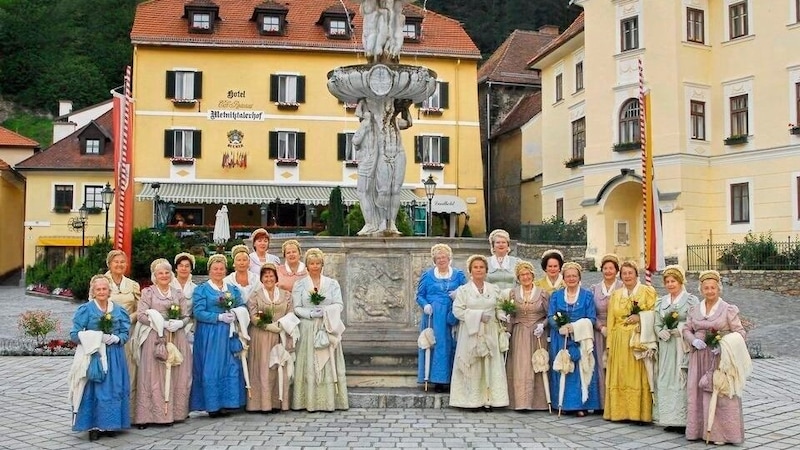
[603,260,657,423]
[535,249,565,294]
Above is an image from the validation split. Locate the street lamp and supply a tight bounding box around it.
[295,197,301,229]
[422,175,437,237]
[101,182,115,240]
[78,203,88,257]
[152,182,161,228]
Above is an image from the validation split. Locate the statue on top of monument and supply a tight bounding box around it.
[358,0,412,64]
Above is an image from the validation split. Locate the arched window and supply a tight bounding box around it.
[619,98,641,144]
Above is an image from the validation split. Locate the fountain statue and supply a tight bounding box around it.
[327,0,437,236]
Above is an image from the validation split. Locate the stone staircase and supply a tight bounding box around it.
[347,387,450,409]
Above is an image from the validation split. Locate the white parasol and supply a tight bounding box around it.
[531,336,552,414]
[162,337,184,414]
[417,315,436,392]
[213,205,231,247]
[553,337,574,418]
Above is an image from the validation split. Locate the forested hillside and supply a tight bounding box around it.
[0,0,578,141]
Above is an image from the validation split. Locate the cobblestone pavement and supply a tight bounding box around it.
[1,275,799,449]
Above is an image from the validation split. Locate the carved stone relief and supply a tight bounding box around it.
[346,255,408,324]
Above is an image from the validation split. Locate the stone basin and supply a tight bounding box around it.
[327,63,438,104]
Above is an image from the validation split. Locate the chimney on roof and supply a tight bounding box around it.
[58,100,73,117]
[537,25,560,36]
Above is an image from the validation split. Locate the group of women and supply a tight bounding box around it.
[68,229,348,442]
[416,229,751,446]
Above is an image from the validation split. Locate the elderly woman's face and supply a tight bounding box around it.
[665,276,682,295]
[620,266,638,286]
[492,237,509,256]
[469,259,487,281]
[307,258,323,275]
[545,258,561,278]
[93,279,110,302]
[176,259,192,278]
[155,267,172,286]
[601,262,618,280]
[284,244,300,263]
[109,255,127,275]
[701,279,720,301]
[209,261,227,281]
[433,252,450,270]
[563,268,581,287]
[234,252,249,272]
[254,236,269,252]
[261,269,277,287]
[518,268,534,287]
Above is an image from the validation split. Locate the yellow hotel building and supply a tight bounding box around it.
[129,0,484,237]
[530,1,800,266]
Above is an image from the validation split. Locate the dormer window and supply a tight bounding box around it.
[183,0,219,34]
[251,2,288,36]
[329,19,348,36]
[78,122,109,156]
[85,139,100,155]
[317,6,354,39]
[403,12,423,42]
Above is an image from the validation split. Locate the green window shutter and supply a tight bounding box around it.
[269,75,279,102]
[439,82,449,109]
[337,133,347,160]
[194,72,203,99]
[441,136,450,163]
[164,130,175,157]
[193,130,202,158]
[296,132,306,160]
[269,131,278,159]
[166,71,176,98]
[296,76,306,103]
[414,136,422,163]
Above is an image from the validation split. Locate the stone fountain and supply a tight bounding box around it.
[327,0,437,237]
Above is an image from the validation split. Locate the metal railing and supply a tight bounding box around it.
[687,236,800,271]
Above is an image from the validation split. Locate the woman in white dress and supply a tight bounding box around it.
[225,244,262,301]
[450,254,509,410]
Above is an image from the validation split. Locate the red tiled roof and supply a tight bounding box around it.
[491,92,542,138]
[15,110,115,171]
[527,12,584,68]
[0,126,39,148]
[478,29,556,85]
[131,0,480,59]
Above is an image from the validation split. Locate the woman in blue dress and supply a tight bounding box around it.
[69,275,131,441]
[416,243,467,392]
[190,254,247,417]
[548,262,601,416]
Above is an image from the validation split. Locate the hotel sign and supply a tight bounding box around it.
[207,110,265,121]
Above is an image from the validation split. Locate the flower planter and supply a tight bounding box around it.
[790,127,800,136]
[276,103,299,110]
[422,163,444,170]
[420,108,443,115]
[724,135,748,145]
[171,157,195,165]
[345,161,359,168]
[564,157,584,168]
[613,142,641,152]
[52,206,71,214]
[171,99,197,108]
[276,159,299,167]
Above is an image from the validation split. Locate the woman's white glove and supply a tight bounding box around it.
[480,312,492,323]
[498,311,510,323]
[657,329,672,341]
[310,308,324,318]
[711,347,721,355]
[218,312,235,324]
[600,326,607,337]
[186,331,195,344]
[558,325,571,336]
[692,338,707,350]
[265,323,281,333]
[533,323,544,338]
[102,334,120,345]
[166,319,183,332]
[423,304,433,315]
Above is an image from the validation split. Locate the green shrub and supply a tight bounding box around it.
[345,203,365,236]
[68,258,103,301]
[328,187,346,236]
[130,228,183,281]
[395,209,413,236]
[194,256,209,275]
[525,215,587,244]
[461,221,473,237]
[25,259,50,286]
[47,256,75,289]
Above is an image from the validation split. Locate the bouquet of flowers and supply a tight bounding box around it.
[254,309,274,329]
[97,312,114,334]
[552,311,570,328]
[498,296,516,315]
[166,303,182,320]
[704,328,723,349]
[218,291,235,310]
[628,300,642,317]
[309,287,326,306]
[662,309,680,330]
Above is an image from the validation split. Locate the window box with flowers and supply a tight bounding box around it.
[613,141,641,152]
[170,157,196,165]
[422,162,445,170]
[275,102,299,110]
[86,207,102,215]
[344,160,359,168]
[53,205,72,214]
[276,158,299,167]
[171,99,198,108]
[724,134,748,145]
[419,107,443,116]
[564,157,584,168]
[790,124,800,136]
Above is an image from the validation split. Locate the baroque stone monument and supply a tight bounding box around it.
[327,0,437,236]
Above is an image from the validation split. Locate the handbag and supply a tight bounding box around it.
[498,330,510,353]
[87,353,106,383]
[229,333,244,354]
[154,337,168,361]
[314,329,330,349]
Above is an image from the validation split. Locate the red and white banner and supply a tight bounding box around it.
[639,59,664,285]
[112,66,134,269]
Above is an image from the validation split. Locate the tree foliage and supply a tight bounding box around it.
[328,187,346,236]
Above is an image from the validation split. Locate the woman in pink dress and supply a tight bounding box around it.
[276,239,307,293]
[683,270,747,444]
[133,259,192,428]
[589,253,623,412]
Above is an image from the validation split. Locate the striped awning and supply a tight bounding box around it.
[136,183,425,206]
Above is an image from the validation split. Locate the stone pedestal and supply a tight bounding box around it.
[271,236,488,387]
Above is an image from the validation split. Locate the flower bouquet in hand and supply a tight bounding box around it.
[628,300,642,317]
[254,309,274,330]
[552,311,570,328]
[498,296,516,315]
[166,303,182,320]
[662,309,680,330]
[309,287,326,306]
[218,291,235,310]
[97,313,114,334]
[704,328,723,349]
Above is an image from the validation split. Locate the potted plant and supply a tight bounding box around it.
[613,141,641,152]
[790,124,800,135]
[564,157,584,168]
[724,134,748,145]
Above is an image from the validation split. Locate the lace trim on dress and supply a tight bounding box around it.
[546,274,563,290]
[433,266,453,280]
[600,279,617,297]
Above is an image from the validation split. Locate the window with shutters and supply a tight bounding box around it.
[54,185,74,212]
[270,74,305,108]
[164,129,201,163]
[269,131,306,165]
[337,132,358,167]
[420,82,449,113]
[166,71,203,104]
[415,135,450,169]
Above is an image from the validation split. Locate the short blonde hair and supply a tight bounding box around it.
[621,259,639,276]
[231,244,249,259]
[150,258,173,284]
[305,248,325,265]
[466,254,488,273]
[106,249,127,268]
[282,239,301,256]
[562,261,583,279]
[514,261,536,281]
[430,243,453,261]
[207,254,228,271]
[698,269,723,293]
[89,274,110,299]
[662,264,685,285]
[488,229,511,254]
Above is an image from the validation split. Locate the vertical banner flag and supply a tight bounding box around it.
[112,66,134,267]
[639,59,665,285]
